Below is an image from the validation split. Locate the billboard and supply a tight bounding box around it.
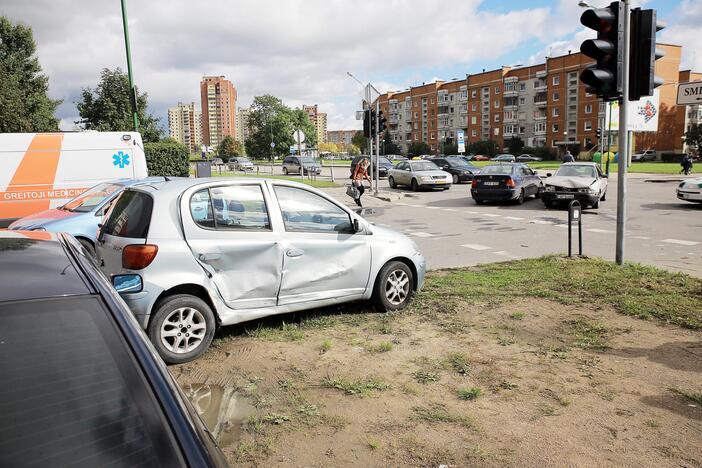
[605,89,660,132]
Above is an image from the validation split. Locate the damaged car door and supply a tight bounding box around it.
[272,184,372,306]
[183,183,283,309]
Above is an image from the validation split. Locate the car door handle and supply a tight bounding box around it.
[286,248,304,258]
[199,253,221,261]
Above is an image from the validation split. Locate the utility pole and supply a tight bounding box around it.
[374,100,380,195]
[615,0,631,265]
[606,101,613,176]
[120,0,139,131]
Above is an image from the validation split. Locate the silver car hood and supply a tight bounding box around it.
[545,176,596,188]
[412,170,451,177]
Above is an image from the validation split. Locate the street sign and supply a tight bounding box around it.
[457,129,465,154]
[293,129,306,143]
[270,142,275,148]
[677,81,702,105]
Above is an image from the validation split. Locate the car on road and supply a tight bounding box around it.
[472,154,490,161]
[632,149,656,162]
[8,177,167,256]
[516,154,543,162]
[471,163,542,205]
[490,154,516,162]
[676,177,702,203]
[350,155,395,178]
[96,178,426,364]
[432,156,480,184]
[0,230,228,467]
[229,156,254,171]
[282,155,322,175]
[211,158,224,166]
[387,160,452,191]
[541,162,608,209]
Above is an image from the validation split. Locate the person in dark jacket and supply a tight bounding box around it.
[681,154,693,175]
[562,150,575,163]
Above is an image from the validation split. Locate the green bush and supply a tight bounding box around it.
[534,146,556,161]
[144,139,190,176]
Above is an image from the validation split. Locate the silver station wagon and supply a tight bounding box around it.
[97,178,426,364]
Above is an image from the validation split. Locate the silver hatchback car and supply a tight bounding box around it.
[96,178,426,364]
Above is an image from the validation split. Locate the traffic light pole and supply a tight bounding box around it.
[120,0,139,132]
[615,0,631,266]
[374,100,380,195]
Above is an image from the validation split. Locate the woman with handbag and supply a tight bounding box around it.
[350,158,371,207]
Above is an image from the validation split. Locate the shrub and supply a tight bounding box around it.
[144,139,190,176]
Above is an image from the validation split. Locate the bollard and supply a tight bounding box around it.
[567,200,583,257]
[330,164,334,182]
[256,166,259,176]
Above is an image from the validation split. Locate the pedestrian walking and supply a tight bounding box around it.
[350,158,371,207]
[562,150,575,163]
[681,153,693,176]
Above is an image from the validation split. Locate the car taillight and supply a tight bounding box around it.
[505,178,516,188]
[122,244,158,270]
[471,179,478,188]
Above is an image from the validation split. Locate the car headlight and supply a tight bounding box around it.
[420,176,432,181]
[462,171,471,175]
[587,187,598,194]
[577,188,589,193]
[545,186,555,192]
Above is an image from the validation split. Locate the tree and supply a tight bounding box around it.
[246,95,316,159]
[144,138,189,176]
[684,123,702,155]
[382,132,401,155]
[319,142,339,153]
[217,136,243,162]
[0,16,61,132]
[441,143,459,155]
[506,137,525,155]
[407,141,431,157]
[352,131,369,154]
[468,140,498,156]
[76,68,161,142]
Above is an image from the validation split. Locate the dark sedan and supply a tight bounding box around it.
[433,157,480,184]
[0,231,227,468]
[471,163,542,204]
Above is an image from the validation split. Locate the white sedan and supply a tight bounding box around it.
[677,177,702,203]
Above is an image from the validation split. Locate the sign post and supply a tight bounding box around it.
[568,201,583,257]
[457,129,465,154]
[293,129,306,182]
[677,81,702,105]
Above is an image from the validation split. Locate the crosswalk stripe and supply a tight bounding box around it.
[661,238,699,246]
[461,243,492,251]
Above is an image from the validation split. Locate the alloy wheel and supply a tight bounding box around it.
[385,269,410,306]
[160,307,207,354]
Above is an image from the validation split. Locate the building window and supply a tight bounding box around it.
[471,90,477,98]
[584,121,592,131]
[494,100,500,109]
[471,103,477,111]
[552,124,559,132]
[430,132,435,139]
[519,82,526,91]
[471,116,477,125]
[553,92,559,101]
[553,75,560,86]
[471,129,477,137]
[430,98,434,104]
[493,128,499,136]
[494,114,499,122]
[519,97,526,105]
[569,71,578,79]
[414,134,418,141]
[495,86,500,94]
[553,108,560,117]
[585,104,592,114]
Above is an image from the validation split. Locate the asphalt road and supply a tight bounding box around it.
[331,174,702,277]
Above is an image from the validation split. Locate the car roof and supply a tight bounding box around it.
[0,232,91,302]
[561,162,598,166]
[130,176,324,199]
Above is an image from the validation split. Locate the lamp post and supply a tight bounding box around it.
[120,0,139,131]
[347,72,380,194]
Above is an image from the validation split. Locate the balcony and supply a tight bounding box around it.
[536,70,547,78]
[534,98,547,107]
[503,90,518,98]
[504,76,518,83]
[534,114,547,121]
[503,116,517,123]
[534,128,547,136]
[534,84,547,92]
[503,103,517,110]
[503,131,516,138]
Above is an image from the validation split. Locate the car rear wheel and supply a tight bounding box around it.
[601,190,607,201]
[148,294,216,365]
[474,198,483,205]
[592,197,600,209]
[515,189,525,205]
[388,176,396,189]
[373,261,414,311]
[411,179,419,192]
[282,167,288,175]
[452,174,458,184]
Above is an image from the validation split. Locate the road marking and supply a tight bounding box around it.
[442,208,457,212]
[632,236,651,240]
[483,213,501,217]
[464,210,480,214]
[504,216,524,221]
[530,219,555,225]
[494,250,519,259]
[588,228,614,234]
[409,232,435,238]
[662,238,700,246]
[461,243,492,251]
[425,206,441,210]
[408,204,425,208]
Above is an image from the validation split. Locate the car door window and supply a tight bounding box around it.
[190,185,270,230]
[274,186,353,233]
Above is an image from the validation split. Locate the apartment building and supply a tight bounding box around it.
[200,76,237,147]
[379,44,687,155]
[303,104,328,145]
[326,129,357,146]
[167,102,202,154]
[235,107,251,144]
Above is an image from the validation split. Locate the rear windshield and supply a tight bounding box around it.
[61,183,122,213]
[103,190,153,239]
[0,296,182,467]
[481,165,513,175]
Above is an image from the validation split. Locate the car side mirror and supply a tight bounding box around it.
[442,165,449,169]
[353,218,361,233]
[603,174,609,179]
[546,173,552,177]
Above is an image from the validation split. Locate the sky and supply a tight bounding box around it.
[0,0,694,133]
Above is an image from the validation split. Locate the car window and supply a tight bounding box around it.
[396,162,407,170]
[103,190,153,239]
[481,165,513,175]
[61,183,122,213]
[0,296,183,467]
[409,161,439,171]
[274,186,353,234]
[191,186,270,230]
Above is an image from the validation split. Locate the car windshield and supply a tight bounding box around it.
[409,161,439,171]
[301,157,315,164]
[555,165,597,178]
[60,183,122,213]
[239,157,251,163]
[481,165,513,175]
[378,157,392,165]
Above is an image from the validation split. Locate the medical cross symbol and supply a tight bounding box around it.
[113,151,130,169]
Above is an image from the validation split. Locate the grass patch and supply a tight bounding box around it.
[412,370,440,384]
[244,322,305,341]
[457,387,482,401]
[411,404,473,428]
[322,376,389,396]
[446,352,472,375]
[510,311,525,320]
[367,438,380,450]
[669,386,702,405]
[320,339,332,353]
[420,256,702,330]
[565,317,610,350]
[366,341,393,353]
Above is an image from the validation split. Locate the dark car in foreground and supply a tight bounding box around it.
[471,163,542,204]
[0,231,227,468]
[433,157,480,184]
[350,155,395,178]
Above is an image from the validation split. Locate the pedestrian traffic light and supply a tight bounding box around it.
[596,128,602,138]
[363,109,371,138]
[370,109,377,137]
[378,110,387,134]
[629,8,665,101]
[579,1,625,101]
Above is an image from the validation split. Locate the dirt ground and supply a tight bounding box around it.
[173,294,702,467]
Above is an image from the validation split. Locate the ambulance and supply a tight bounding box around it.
[0,132,148,227]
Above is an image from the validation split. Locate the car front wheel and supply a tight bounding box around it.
[452,174,458,184]
[282,167,288,175]
[411,179,419,192]
[148,294,216,364]
[388,176,396,189]
[373,261,414,311]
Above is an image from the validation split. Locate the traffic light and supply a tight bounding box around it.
[378,110,387,134]
[596,128,602,138]
[369,109,377,137]
[579,1,625,101]
[629,8,665,101]
[363,109,371,138]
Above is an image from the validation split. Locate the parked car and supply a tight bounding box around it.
[387,160,452,191]
[229,156,254,171]
[350,155,395,178]
[632,149,657,162]
[471,163,542,204]
[432,157,480,184]
[8,177,167,256]
[282,155,322,175]
[676,176,702,203]
[0,230,228,467]
[96,178,426,364]
[490,153,516,162]
[541,162,608,209]
[211,158,224,166]
[516,154,543,162]
[472,154,490,161]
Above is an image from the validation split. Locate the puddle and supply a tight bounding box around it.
[182,383,256,447]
